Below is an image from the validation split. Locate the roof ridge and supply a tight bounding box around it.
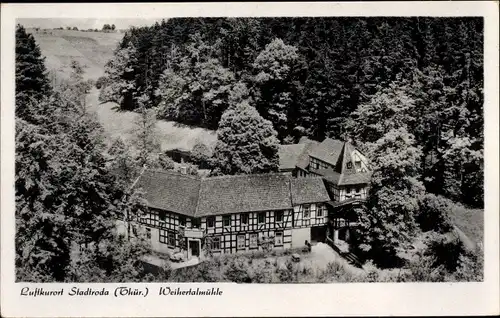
[145,168,202,180]
[202,172,291,181]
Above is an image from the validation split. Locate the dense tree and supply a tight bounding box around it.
[211,102,279,175]
[99,42,138,110]
[252,38,306,142]
[356,128,425,266]
[155,33,236,129]
[15,24,51,120]
[15,26,152,281]
[131,95,161,168]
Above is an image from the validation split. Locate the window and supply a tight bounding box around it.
[223,215,231,227]
[356,187,361,193]
[347,162,353,169]
[310,158,319,169]
[159,211,167,221]
[303,205,310,218]
[146,228,151,239]
[250,233,258,248]
[159,230,167,243]
[159,229,175,246]
[275,232,283,246]
[355,160,362,169]
[346,187,352,194]
[167,232,176,247]
[179,216,186,227]
[212,237,221,250]
[317,205,324,217]
[237,234,246,249]
[240,213,248,225]
[132,225,138,236]
[258,212,266,224]
[275,211,284,223]
[192,218,201,228]
[207,216,215,228]
[139,212,156,227]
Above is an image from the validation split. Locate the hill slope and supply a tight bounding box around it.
[29,28,217,151]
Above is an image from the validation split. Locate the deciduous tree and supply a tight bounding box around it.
[211,102,279,175]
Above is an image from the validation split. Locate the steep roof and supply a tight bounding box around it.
[338,171,373,185]
[295,141,319,170]
[290,177,331,205]
[196,173,293,217]
[309,138,345,166]
[134,170,331,217]
[134,170,201,217]
[278,144,307,171]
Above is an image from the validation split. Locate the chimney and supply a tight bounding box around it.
[180,166,187,175]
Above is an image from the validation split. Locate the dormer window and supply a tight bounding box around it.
[355,160,361,169]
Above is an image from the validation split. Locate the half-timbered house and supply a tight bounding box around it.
[124,170,331,259]
[118,137,372,260]
[278,137,373,246]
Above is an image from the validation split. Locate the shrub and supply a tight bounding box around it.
[251,261,274,283]
[424,232,465,272]
[191,141,212,169]
[417,193,454,233]
[158,153,175,170]
[276,259,297,283]
[224,257,252,283]
[452,248,483,282]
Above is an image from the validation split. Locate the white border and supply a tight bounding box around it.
[1,2,499,317]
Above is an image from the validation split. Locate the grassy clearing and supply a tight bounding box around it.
[86,89,217,151]
[30,28,217,152]
[448,206,483,245]
[30,29,122,80]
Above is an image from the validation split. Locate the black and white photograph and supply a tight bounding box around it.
[1,2,499,317]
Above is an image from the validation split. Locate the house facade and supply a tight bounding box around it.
[124,171,331,259]
[119,137,372,259]
[278,137,372,245]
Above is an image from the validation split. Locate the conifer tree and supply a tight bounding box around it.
[131,94,161,168]
[15,24,51,120]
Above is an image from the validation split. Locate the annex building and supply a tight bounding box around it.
[123,138,372,259]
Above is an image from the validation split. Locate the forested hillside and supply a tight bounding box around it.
[15,17,484,283]
[100,17,483,208]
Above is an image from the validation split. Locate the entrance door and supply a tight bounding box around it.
[310,226,326,244]
[189,240,200,257]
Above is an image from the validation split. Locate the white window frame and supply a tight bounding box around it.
[249,233,258,248]
[237,234,246,249]
[167,231,176,247]
[303,205,310,219]
[274,232,283,246]
[317,205,324,217]
[212,236,221,250]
